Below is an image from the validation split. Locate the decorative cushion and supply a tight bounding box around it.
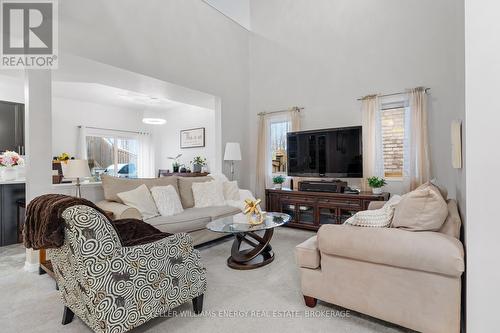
[178,176,213,208]
[223,181,240,201]
[345,195,402,227]
[117,184,159,220]
[417,180,448,200]
[192,181,225,208]
[150,185,184,217]
[102,175,178,203]
[392,185,448,231]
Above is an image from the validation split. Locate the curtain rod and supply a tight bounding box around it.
[357,87,430,101]
[79,125,149,135]
[258,106,304,116]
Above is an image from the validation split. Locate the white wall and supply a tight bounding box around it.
[0,74,24,103]
[249,0,465,203]
[59,0,250,187]
[204,0,251,30]
[465,0,500,331]
[153,106,216,173]
[52,97,148,157]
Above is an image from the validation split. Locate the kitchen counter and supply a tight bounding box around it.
[0,178,26,185]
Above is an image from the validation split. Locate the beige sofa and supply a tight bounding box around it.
[295,199,464,333]
[97,175,253,246]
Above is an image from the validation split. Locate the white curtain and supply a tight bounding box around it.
[361,96,383,191]
[77,126,88,160]
[403,87,430,191]
[137,132,155,178]
[255,108,301,200]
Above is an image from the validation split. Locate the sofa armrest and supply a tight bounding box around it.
[367,201,385,210]
[238,189,256,201]
[96,200,142,220]
[295,236,320,269]
[317,225,464,277]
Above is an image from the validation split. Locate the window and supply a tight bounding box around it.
[380,104,406,178]
[269,120,290,174]
[86,134,139,178]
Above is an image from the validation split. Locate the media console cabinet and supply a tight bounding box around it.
[265,188,389,231]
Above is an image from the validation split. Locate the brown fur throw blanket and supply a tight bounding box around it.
[24,194,170,250]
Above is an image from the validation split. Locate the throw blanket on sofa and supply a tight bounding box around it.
[24,194,170,250]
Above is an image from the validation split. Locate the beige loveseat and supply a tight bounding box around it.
[295,199,464,333]
[97,175,253,246]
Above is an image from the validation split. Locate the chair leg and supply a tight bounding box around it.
[61,306,74,325]
[303,295,317,308]
[192,294,204,314]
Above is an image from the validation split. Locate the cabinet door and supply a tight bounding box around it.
[281,201,297,222]
[296,203,315,225]
[338,208,358,224]
[318,207,341,225]
[1,184,25,246]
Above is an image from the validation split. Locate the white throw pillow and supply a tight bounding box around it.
[117,184,159,220]
[223,181,240,201]
[192,181,225,208]
[150,185,184,217]
[344,195,402,227]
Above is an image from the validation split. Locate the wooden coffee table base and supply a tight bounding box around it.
[227,229,275,270]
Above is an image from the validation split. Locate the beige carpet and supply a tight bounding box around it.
[0,227,409,333]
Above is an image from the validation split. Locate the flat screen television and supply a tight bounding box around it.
[287,126,363,178]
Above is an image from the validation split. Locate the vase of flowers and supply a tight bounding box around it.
[272,175,286,189]
[191,156,207,173]
[0,151,24,181]
[367,176,387,194]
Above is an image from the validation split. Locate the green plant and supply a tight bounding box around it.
[367,176,387,188]
[192,156,207,166]
[272,175,286,184]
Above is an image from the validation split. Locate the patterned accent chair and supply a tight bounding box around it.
[49,205,206,333]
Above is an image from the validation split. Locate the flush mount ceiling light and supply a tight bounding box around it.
[142,118,166,125]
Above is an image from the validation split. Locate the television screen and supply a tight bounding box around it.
[287,126,363,178]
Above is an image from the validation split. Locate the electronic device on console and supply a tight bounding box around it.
[298,180,348,193]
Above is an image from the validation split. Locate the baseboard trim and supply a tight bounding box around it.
[23,261,39,273]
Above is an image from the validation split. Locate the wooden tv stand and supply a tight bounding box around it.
[265,189,389,231]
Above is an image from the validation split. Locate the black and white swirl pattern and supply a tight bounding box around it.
[49,205,207,333]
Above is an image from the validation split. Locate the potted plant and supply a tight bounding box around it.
[367,176,387,194]
[272,175,286,189]
[191,156,207,173]
[167,154,182,173]
[0,151,25,181]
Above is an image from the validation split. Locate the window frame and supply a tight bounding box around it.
[85,128,140,178]
[267,115,291,177]
[379,97,409,181]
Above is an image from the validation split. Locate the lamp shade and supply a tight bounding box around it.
[64,159,91,179]
[224,142,241,161]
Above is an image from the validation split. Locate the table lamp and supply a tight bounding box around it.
[64,159,91,197]
[223,142,241,181]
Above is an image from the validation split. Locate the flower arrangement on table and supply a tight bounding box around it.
[367,176,387,194]
[56,152,72,163]
[0,151,25,168]
[191,156,207,173]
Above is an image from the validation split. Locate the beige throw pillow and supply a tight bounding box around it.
[178,176,213,208]
[117,184,159,220]
[150,185,183,217]
[223,181,240,201]
[192,181,225,208]
[345,195,402,227]
[392,186,448,231]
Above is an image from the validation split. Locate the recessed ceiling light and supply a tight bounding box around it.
[142,118,166,125]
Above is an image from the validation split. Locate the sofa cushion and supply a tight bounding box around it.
[147,206,240,234]
[439,199,462,239]
[392,185,448,231]
[318,224,464,277]
[295,236,320,269]
[151,185,184,216]
[117,184,159,220]
[178,176,213,208]
[102,175,178,203]
[192,181,225,208]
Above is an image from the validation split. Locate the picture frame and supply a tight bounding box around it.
[180,127,205,148]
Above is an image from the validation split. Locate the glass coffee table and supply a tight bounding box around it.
[206,212,291,270]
